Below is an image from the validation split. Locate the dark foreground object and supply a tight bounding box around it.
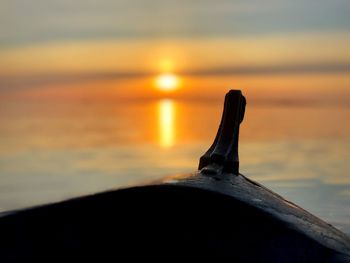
[0,90,349,262]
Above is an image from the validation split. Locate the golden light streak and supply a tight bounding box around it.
[159,99,176,148]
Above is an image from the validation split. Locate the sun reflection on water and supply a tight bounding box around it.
[159,99,176,148]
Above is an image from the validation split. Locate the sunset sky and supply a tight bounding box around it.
[1,0,350,101]
[1,1,350,230]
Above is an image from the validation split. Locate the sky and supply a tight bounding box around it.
[2,0,350,44]
[0,0,350,100]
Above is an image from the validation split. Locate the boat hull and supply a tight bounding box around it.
[0,172,349,262]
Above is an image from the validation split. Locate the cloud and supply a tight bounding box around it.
[1,61,350,90]
[183,63,350,76]
[1,0,349,45]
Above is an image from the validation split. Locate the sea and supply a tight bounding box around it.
[0,90,349,234]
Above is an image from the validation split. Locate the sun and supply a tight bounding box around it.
[155,73,179,92]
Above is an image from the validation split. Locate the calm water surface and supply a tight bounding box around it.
[0,99,349,234]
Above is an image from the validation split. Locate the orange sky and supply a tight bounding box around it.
[1,0,350,103]
[1,33,350,76]
[0,32,349,103]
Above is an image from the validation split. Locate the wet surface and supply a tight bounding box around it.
[0,98,349,234]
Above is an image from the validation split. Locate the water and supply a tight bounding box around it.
[0,98,349,234]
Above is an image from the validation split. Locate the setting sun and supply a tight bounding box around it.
[155,73,179,92]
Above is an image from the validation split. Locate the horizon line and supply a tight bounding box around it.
[1,62,350,88]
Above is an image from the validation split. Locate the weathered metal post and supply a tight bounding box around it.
[199,90,246,175]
